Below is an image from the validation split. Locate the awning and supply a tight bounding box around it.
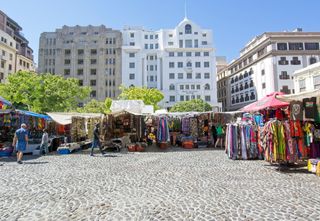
[0,96,12,106]
[241,92,289,112]
[276,89,320,102]
[16,109,51,120]
[47,112,103,125]
[110,100,148,115]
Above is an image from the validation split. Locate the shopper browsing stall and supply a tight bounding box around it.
[12,124,28,164]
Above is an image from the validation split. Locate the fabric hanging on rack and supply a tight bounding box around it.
[157,117,170,142]
[181,117,190,134]
[190,117,198,137]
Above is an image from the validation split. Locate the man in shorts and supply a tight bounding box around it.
[12,123,28,164]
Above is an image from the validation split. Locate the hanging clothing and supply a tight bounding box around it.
[303,97,317,120]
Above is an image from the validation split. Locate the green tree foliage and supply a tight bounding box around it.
[169,99,212,112]
[76,98,112,114]
[118,85,164,110]
[0,71,91,113]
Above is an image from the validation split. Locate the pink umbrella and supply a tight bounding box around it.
[241,92,289,112]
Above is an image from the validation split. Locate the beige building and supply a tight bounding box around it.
[218,29,320,111]
[38,25,122,102]
[0,10,34,83]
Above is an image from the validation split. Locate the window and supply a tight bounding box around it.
[129,73,135,80]
[305,42,319,50]
[186,52,192,57]
[261,70,265,76]
[90,69,97,75]
[178,73,183,79]
[185,40,192,48]
[203,52,209,56]
[155,43,159,49]
[205,96,211,102]
[299,79,306,92]
[169,62,175,68]
[190,85,195,90]
[186,61,192,67]
[187,73,192,79]
[257,48,266,57]
[278,57,289,65]
[280,85,291,94]
[91,49,97,55]
[91,91,96,97]
[78,49,84,55]
[169,84,175,90]
[262,82,266,89]
[178,62,183,68]
[168,42,173,46]
[150,76,154,82]
[179,40,183,48]
[170,96,176,102]
[178,52,183,57]
[150,65,154,71]
[196,73,201,79]
[129,62,135,68]
[129,42,135,46]
[169,52,174,57]
[145,35,148,39]
[155,34,158,39]
[145,44,148,49]
[279,71,290,80]
[195,62,201,68]
[204,62,210,67]
[79,80,83,86]
[129,53,135,57]
[204,73,210,79]
[194,39,198,48]
[185,24,192,34]
[250,80,254,87]
[185,85,190,90]
[64,49,71,55]
[91,59,97,64]
[289,42,303,50]
[180,85,184,90]
[277,43,287,50]
[197,85,200,90]
[64,69,70,75]
[90,80,96,86]
[314,75,320,89]
[180,96,184,101]
[130,33,134,38]
[150,35,153,39]
[64,59,71,65]
[77,69,83,75]
[291,57,301,65]
[186,95,190,101]
[77,59,83,65]
[195,52,201,57]
[204,84,210,90]
[169,73,175,79]
[310,57,317,65]
[202,41,208,45]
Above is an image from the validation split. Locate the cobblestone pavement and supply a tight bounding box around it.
[0,148,320,221]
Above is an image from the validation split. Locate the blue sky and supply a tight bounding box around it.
[2,0,319,64]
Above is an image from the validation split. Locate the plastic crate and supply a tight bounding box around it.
[57,149,71,155]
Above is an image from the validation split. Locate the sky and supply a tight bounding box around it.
[2,0,320,64]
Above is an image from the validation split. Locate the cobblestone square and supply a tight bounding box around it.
[0,149,320,220]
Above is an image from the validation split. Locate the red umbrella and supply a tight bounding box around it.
[241,92,289,112]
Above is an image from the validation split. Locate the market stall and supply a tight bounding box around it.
[0,97,13,157]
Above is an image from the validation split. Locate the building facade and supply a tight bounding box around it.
[293,61,320,93]
[38,25,122,101]
[121,18,219,109]
[0,10,34,83]
[220,29,320,111]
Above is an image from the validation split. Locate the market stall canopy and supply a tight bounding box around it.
[110,100,152,115]
[0,96,12,106]
[241,92,289,112]
[47,112,103,125]
[276,89,320,102]
[16,109,51,120]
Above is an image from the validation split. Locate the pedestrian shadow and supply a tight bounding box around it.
[263,164,309,174]
[0,155,42,163]
[23,161,49,165]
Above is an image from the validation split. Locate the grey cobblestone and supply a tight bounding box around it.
[0,149,319,220]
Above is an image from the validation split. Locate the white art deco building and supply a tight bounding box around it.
[121,17,219,109]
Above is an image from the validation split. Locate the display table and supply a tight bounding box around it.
[308,159,320,176]
[0,146,13,157]
[57,143,81,154]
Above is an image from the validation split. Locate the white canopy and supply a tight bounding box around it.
[47,112,103,125]
[110,100,148,115]
[276,89,320,102]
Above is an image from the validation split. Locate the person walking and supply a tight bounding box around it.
[90,123,105,156]
[211,123,217,147]
[215,123,224,148]
[40,129,49,155]
[12,123,28,164]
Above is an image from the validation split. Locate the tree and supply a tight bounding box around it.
[170,99,212,112]
[118,85,164,110]
[0,71,91,113]
[76,98,112,114]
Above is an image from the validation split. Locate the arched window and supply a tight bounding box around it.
[204,83,210,90]
[310,57,317,65]
[186,61,192,67]
[169,84,175,90]
[185,24,192,34]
